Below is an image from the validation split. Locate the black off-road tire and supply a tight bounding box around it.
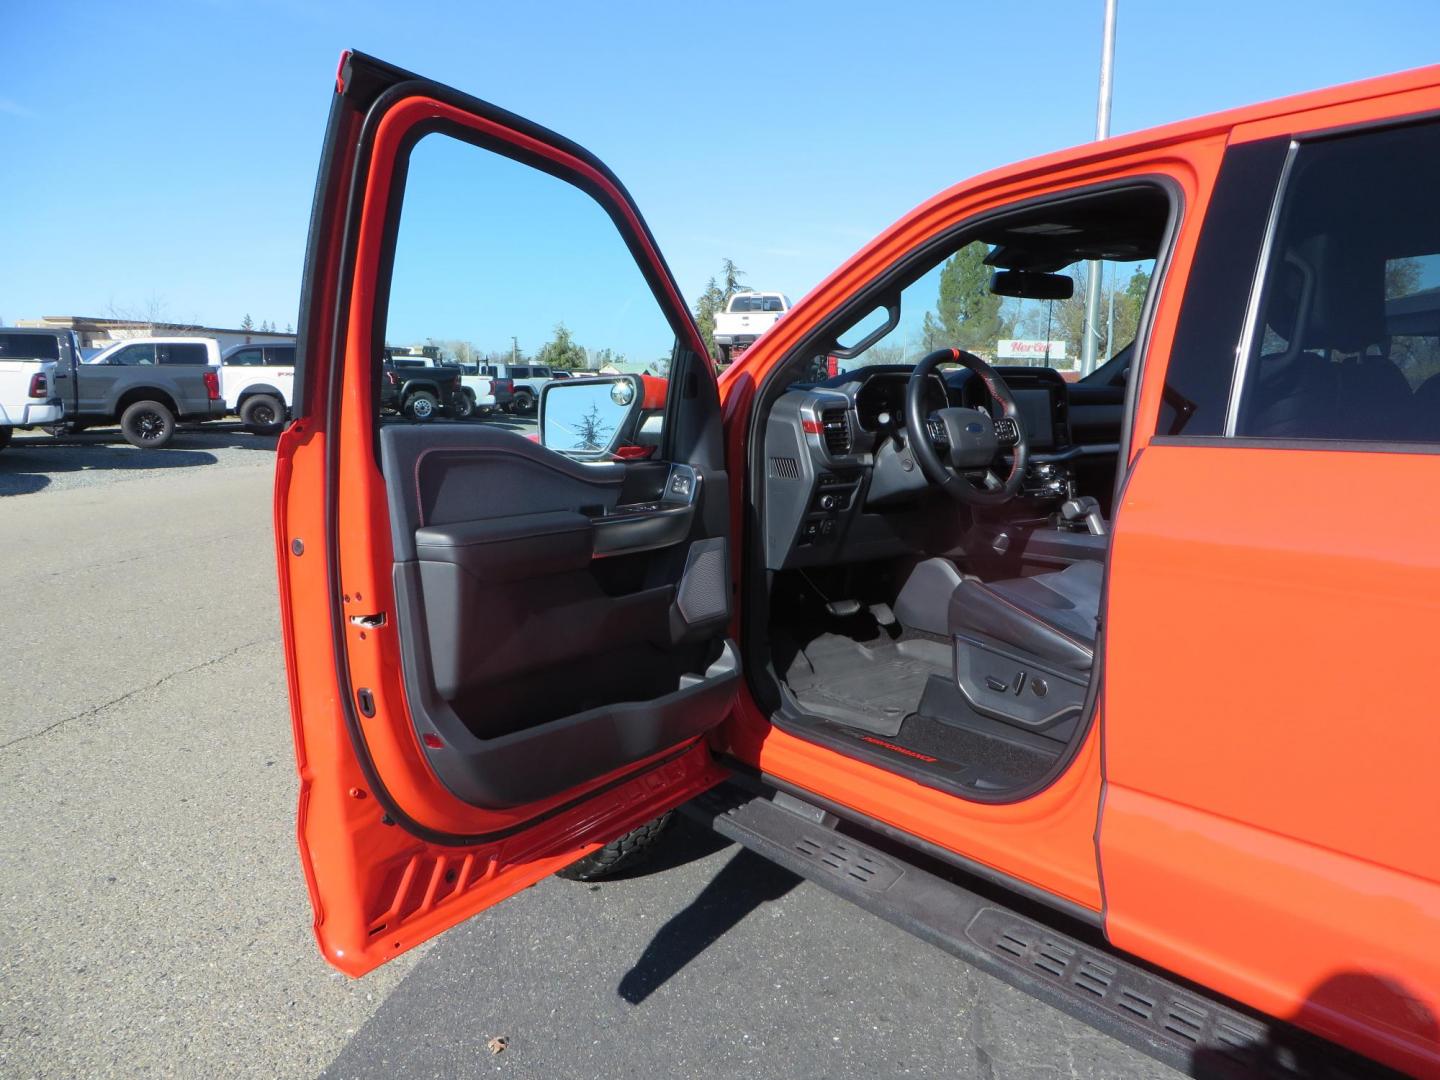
[512,389,536,415]
[403,391,439,421]
[240,393,286,434]
[0,426,11,452]
[556,812,674,882]
[120,400,177,449]
[451,391,476,420]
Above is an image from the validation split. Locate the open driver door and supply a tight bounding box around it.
[275,52,738,976]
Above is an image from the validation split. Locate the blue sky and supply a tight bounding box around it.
[3,1,1438,355]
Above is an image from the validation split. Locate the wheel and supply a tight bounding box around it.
[513,389,536,415]
[403,391,439,421]
[451,391,476,420]
[555,812,673,882]
[240,393,285,434]
[0,426,11,452]
[120,400,177,448]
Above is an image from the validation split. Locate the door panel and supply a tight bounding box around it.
[1102,444,1440,1075]
[1103,112,1440,1075]
[277,51,736,975]
[379,424,736,808]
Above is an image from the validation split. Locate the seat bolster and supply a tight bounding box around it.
[950,577,1095,671]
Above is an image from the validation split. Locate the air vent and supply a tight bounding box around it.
[820,408,851,456]
[769,456,800,480]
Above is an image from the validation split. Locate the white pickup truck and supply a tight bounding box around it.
[220,340,296,433]
[0,328,68,451]
[712,291,791,363]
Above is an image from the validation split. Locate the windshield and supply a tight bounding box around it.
[824,241,1153,381]
[0,333,59,361]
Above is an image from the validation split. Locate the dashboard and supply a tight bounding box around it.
[855,372,948,432]
[761,365,1108,570]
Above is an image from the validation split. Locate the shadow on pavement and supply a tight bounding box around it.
[617,842,802,1005]
[0,471,50,496]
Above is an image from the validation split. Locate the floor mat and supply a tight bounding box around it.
[891,713,1057,789]
[782,633,951,736]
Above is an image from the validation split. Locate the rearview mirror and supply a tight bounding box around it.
[539,375,643,458]
[989,270,1074,300]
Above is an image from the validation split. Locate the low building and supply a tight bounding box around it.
[14,315,294,357]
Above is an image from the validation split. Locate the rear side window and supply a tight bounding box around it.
[158,343,209,365]
[762,295,785,312]
[227,348,264,367]
[109,344,156,366]
[0,333,60,360]
[265,347,296,367]
[1234,121,1440,443]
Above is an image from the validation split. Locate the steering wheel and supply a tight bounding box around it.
[904,347,1028,507]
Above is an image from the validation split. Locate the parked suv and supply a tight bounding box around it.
[478,362,553,414]
[0,328,67,451]
[221,340,296,433]
[67,337,226,448]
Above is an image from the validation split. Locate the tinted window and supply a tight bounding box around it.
[1156,139,1289,438]
[1235,122,1440,443]
[110,344,155,366]
[158,343,209,365]
[762,295,785,312]
[0,333,60,360]
[227,348,264,367]
[729,295,759,312]
[265,347,296,367]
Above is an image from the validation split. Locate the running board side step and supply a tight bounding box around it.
[683,783,1397,1080]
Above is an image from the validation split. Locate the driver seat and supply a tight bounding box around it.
[950,561,1102,672]
[946,561,1102,734]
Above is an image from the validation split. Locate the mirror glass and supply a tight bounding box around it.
[540,377,639,456]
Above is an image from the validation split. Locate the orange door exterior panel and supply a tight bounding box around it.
[1102,443,1440,1075]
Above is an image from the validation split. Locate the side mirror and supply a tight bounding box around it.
[989,270,1074,300]
[539,375,643,458]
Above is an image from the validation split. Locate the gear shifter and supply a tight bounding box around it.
[1060,496,1107,536]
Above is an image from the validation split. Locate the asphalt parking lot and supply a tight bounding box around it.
[0,425,1178,1079]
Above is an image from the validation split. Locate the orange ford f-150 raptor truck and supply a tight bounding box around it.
[274,52,1440,1077]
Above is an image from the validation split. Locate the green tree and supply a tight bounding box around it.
[535,322,587,370]
[921,243,1012,355]
[721,258,746,297]
[240,313,254,331]
[694,276,725,361]
[1386,257,1423,299]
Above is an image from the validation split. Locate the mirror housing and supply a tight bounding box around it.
[539,375,644,459]
[989,270,1074,300]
